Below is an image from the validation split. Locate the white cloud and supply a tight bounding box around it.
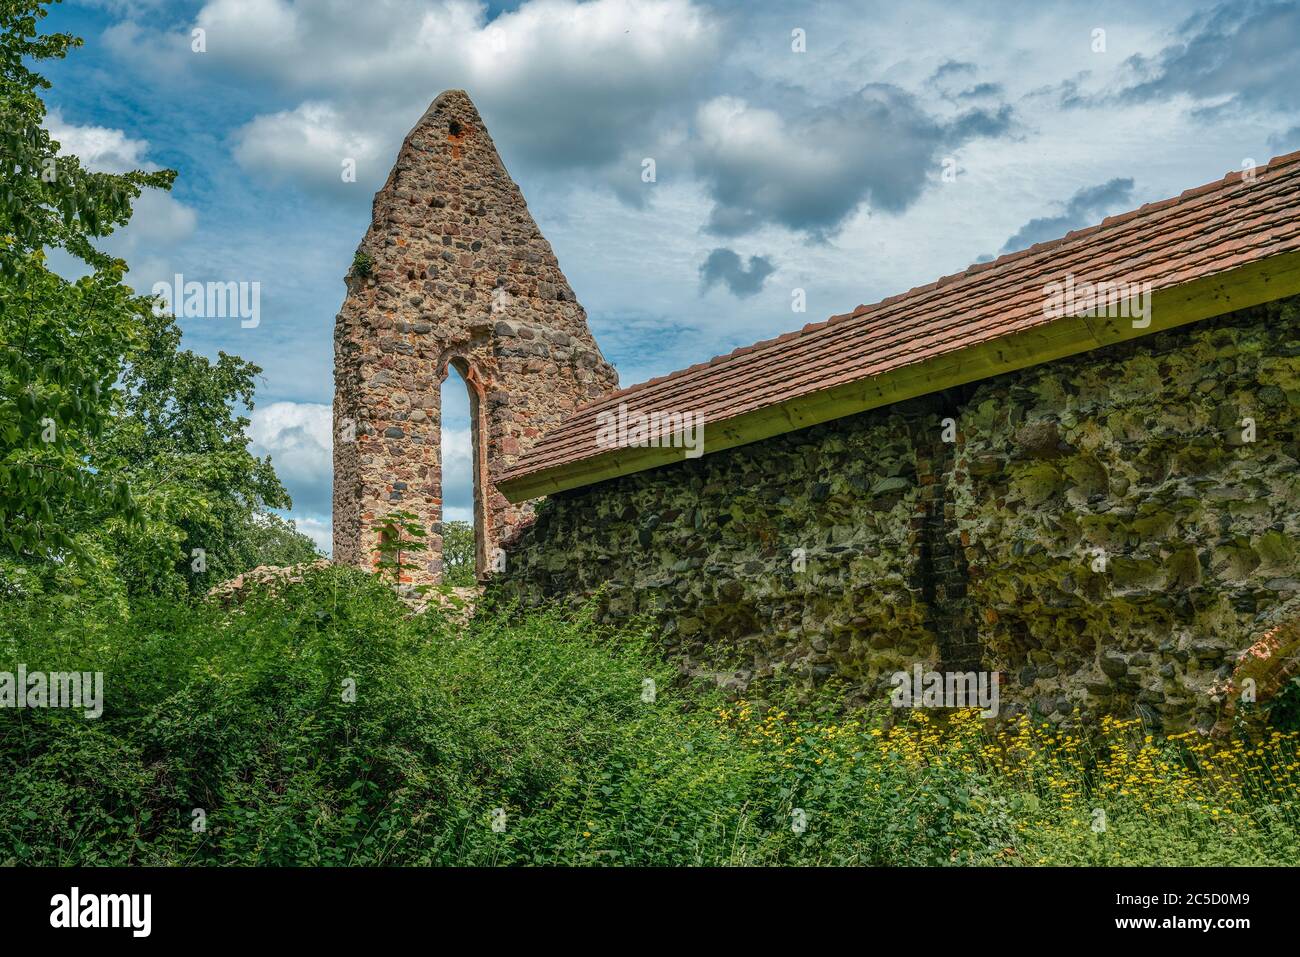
[41,111,199,288]
[441,426,474,523]
[194,0,715,101]
[109,189,200,288]
[690,87,1012,237]
[291,515,333,554]
[189,0,720,193]
[247,401,333,516]
[102,19,194,76]
[233,101,387,196]
[46,108,152,173]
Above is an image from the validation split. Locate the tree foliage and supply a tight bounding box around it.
[96,315,319,594]
[0,0,316,595]
[3,571,1298,866]
[0,0,174,559]
[372,510,429,594]
[441,520,476,586]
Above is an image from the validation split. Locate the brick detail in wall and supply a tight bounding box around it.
[910,408,983,673]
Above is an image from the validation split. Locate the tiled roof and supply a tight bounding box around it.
[499,150,1300,496]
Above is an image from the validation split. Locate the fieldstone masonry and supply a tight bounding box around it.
[334,90,1300,730]
[495,296,1300,732]
[332,91,618,582]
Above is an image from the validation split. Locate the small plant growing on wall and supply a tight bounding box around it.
[372,510,430,594]
[351,251,374,279]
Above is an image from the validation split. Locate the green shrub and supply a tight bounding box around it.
[1,568,1296,866]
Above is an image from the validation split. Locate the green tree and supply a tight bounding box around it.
[0,0,317,595]
[225,511,321,575]
[441,520,476,586]
[97,315,317,594]
[0,0,171,559]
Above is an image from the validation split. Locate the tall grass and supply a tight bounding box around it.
[0,565,1295,865]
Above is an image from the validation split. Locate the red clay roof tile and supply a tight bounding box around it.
[500,151,1300,488]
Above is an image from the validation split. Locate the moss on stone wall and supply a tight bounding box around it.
[495,295,1300,732]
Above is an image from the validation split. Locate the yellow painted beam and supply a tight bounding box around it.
[497,249,1300,504]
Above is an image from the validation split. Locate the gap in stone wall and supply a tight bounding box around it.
[439,363,478,582]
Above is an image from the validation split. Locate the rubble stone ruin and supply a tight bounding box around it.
[332,90,618,583]
[333,89,1300,729]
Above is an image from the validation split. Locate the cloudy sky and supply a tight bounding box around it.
[43,0,1300,553]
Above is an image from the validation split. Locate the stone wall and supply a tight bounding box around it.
[332,91,618,583]
[494,295,1300,731]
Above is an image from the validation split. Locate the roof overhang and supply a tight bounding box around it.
[497,248,1300,504]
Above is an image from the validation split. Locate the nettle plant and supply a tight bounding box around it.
[372,510,430,594]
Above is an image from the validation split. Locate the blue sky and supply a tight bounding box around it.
[42,0,1300,553]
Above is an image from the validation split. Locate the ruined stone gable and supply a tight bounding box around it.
[332,90,618,582]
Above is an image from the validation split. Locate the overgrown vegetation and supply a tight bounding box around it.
[2,1,1297,869]
[0,0,317,603]
[1,565,1296,866]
